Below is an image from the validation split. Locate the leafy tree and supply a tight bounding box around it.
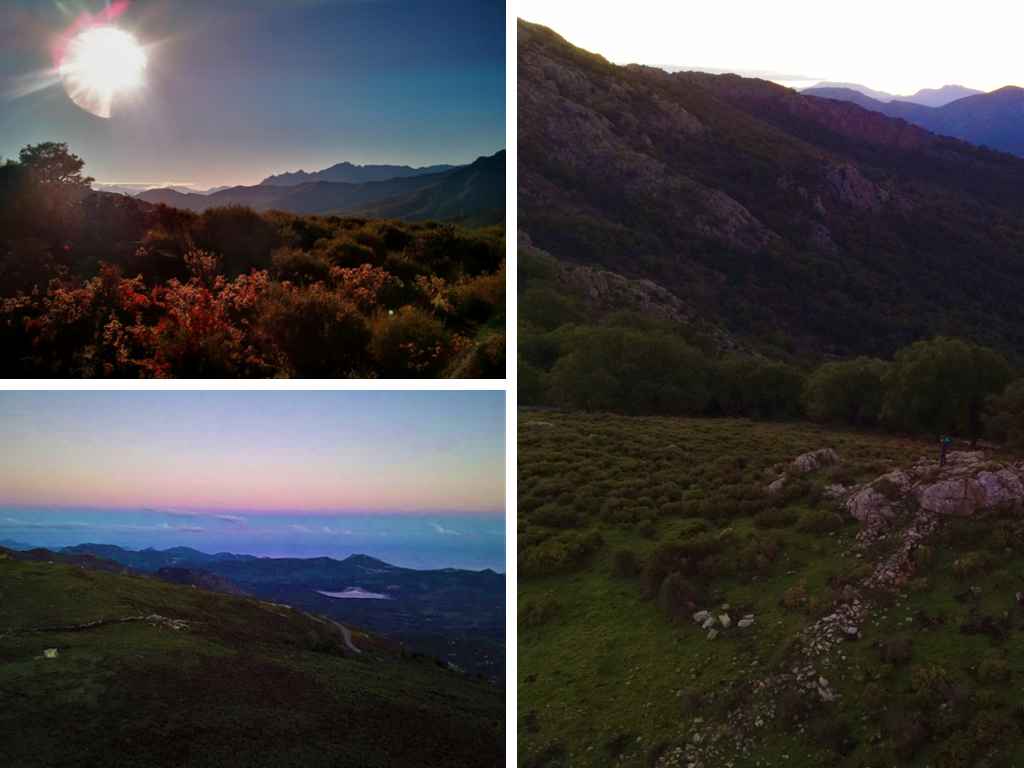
[713,357,805,419]
[984,379,1024,447]
[804,357,889,426]
[18,142,93,190]
[547,327,712,415]
[881,337,1011,440]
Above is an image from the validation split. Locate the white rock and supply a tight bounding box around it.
[738,617,755,628]
[693,610,710,623]
[719,614,732,628]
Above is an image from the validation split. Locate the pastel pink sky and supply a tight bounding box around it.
[0,391,505,514]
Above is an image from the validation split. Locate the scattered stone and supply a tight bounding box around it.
[42,648,58,659]
[738,617,754,629]
[719,614,732,629]
[702,616,717,631]
[707,629,718,641]
[792,448,840,474]
[767,474,787,494]
[693,610,710,623]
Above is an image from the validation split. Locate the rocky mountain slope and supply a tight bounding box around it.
[0,552,503,768]
[518,19,1024,358]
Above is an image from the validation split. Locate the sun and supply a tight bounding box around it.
[59,26,147,118]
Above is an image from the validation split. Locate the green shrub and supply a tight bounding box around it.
[520,596,562,628]
[369,306,452,377]
[271,247,331,285]
[260,285,370,377]
[612,548,640,577]
[796,508,844,533]
[657,572,701,619]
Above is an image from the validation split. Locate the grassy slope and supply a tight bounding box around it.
[0,556,503,768]
[518,409,1024,767]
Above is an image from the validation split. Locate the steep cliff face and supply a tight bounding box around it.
[518,19,1024,358]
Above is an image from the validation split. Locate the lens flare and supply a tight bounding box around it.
[58,26,146,118]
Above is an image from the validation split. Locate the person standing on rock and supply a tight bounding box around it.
[939,435,953,467]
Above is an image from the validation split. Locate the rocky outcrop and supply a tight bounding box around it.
[845,470,912,522]
[768,448,839,493]
[793,448,840,474]
[519,232,750,355]
[845,451,1024,523]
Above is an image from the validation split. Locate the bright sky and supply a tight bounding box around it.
[519,0,1024,95]
[1,0,505,188]
[0,391,505,514]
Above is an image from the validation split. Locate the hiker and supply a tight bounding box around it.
[939,435,953,467]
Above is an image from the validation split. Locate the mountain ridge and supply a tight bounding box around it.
[137,150,505,224]
[802,84,1024,156]
[260,161,458,186]
[517,18,1024,358]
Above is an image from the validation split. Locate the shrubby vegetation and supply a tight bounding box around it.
[521,246,1024,444]
[519,411,1024,768]
[0,143,504,377]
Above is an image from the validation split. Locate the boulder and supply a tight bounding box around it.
[916,469,1024,516]
[846,470,912,522]
[792,448,839,474]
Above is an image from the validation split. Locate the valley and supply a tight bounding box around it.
[44,544,506,682]
[0,549,504,768]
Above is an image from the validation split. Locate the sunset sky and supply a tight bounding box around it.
[519,0,1024,95]
[0,390,504,512]
[0,0,505,188]
[0,390,505,568]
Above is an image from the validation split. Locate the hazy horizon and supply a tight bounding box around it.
[0,508,505,571]
[1,0,505,187]
[519,1,1024,95]
[0,391,505,570]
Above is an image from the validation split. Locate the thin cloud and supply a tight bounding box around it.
[1,517,203,533]
[214,514,246,524]
[430,522,462,536]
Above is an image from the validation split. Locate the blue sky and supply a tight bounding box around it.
[0,0,505,187]
[0,391,505,570]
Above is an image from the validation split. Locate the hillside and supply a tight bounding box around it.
[0,149,506,379]
[62,545,506,680]
[803,85,1024,157]
[138,151,504,225]
[518,409,1024,767]
[517,20,1024,358]
[0,551,503,768]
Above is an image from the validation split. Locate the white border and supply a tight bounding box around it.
[0,1,519,764]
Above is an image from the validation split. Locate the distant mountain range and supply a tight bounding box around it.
[60,543,504,679]
[137,150,505,225]
[806,82,982,107]
[260,161,457,186]
[518,19,1024,358]
[802,84,1024,156]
